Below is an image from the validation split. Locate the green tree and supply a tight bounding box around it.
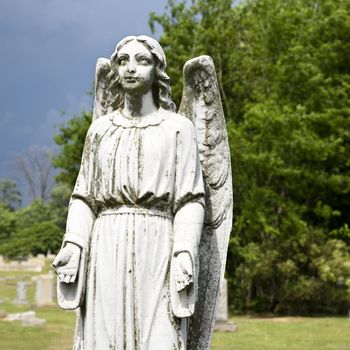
[50,0,350,313]
[49,183,72,230]
[0,200,63,258]
[151,0,350,313]
[0,179,22,210]
[53,111,92,189]
[0,203,17,243]
[52,111,92,233]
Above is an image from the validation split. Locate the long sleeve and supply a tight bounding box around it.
[171,119,205,317]
[70,125,99,215]
[173,119,205,256]
[63,198,95,249]
[57,125,97,310]
[63,124,97,248]
[173,119,205,215]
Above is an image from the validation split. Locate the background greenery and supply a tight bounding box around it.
[1,0,350,315]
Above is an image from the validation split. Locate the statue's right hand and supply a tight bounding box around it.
[52,242,81,284]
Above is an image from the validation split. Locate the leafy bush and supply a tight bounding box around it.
[0,200,63,258]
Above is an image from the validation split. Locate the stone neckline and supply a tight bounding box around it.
[110,109,166,128]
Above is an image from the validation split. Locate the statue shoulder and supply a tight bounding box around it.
[87,113,113,137]
[159,109,195,133]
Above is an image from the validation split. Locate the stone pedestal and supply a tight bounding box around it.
[33,274,54,306]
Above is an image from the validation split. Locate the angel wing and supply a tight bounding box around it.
[178,56,233,350]
[92,58,114,122]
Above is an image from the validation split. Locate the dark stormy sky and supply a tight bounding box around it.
[0,0,168,183]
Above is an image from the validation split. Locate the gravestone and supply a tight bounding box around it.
[0,254,45,272]
[6,310,35,321]
[215,278,237,332]
[33,274,54,306]
[5,310,46,326]
[14,281,28,304]
[216,278,229,322]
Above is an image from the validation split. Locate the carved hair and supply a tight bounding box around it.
[108,35,176,112]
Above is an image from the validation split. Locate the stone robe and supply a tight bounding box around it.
[58,109,205,350]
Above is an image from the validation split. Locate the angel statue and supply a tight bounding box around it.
[53,35,232,350]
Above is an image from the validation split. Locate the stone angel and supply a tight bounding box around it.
[52,35,232,350]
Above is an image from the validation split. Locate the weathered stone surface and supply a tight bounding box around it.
[6,310,35,321]
[214,279,237,333]
[14,281,28,304]
[179,55,233,350]
[33,273,54,306]
[5,310,46,327]
[214,321,238,333]
[216,278,228,322]
[0,255,45,272]
[52,35,232,350]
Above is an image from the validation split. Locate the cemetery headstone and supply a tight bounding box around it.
[14,281,28,304]
[33,273,54,306]
[215,278,238,333]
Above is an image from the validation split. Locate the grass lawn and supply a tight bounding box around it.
[1,269,350,349]
[211,316,350,350]
[0,267,75,350]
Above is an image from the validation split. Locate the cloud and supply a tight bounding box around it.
[0,0,164,48]
[32,92,92,146]
[0,112,14,128]
[0,112,32,136]
[0,93,91,150]
[0,0,168,181]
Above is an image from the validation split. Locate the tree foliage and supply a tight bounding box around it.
[0,179,22,210]
[0,199,64,258]
[0,149,66,258]
[151,0,350,313]
[53,111,92,189]
[48,0,350,314]
[0,203,17,243]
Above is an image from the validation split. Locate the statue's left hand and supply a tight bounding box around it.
[174,252,193,292]
[52,242,81,284]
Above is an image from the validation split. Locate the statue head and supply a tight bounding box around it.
[109,35,176,112]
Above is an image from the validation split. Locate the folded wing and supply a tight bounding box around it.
[179,56,233,350]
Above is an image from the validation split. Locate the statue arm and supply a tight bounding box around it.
[63,198,95,249]
[173,202,204,298]
[173,202,204,271]
[170,118,205,318]
[54,124,98,310]
[58,120,98,252]
[63,118,100,248]
[173,117,205,256]
[54,198,95,310]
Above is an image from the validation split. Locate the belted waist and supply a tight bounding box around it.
[98,205,172,219]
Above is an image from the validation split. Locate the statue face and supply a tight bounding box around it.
[116,40,156,95]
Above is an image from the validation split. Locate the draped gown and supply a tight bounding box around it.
[60,109,205,350]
